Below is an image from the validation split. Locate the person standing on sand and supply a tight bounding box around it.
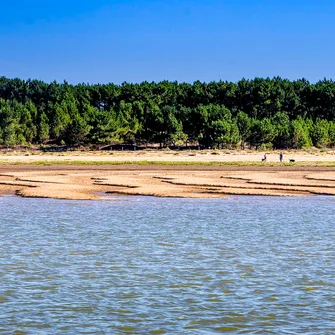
[279,152,283,162]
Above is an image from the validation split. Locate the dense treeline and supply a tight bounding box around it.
[1,76,335,149]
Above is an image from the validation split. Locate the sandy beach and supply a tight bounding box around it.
[1,150,335,200]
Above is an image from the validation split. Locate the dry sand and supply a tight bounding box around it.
[1,150,335,200]
[1,149,335,163]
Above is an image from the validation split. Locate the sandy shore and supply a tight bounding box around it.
[1,149,335,163]
[1,150,335,200]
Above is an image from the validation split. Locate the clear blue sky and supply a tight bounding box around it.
[1,0,334,84]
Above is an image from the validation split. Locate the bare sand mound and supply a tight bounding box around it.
[0,161,335,200]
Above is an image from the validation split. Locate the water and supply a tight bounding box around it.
[0,195,334,334]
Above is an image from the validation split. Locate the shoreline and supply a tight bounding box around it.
[1,149,335,164]
[1,151,335,200]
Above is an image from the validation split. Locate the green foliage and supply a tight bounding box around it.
[271,112,291,148]
[1,76,335,149]
[249,118,277,149]
[311,118,330,148]
[236,111,251,149]
[291,117,312,149]
[37,112,50,143]
[328,122,335,147]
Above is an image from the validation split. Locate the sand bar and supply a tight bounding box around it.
[1,150,335,200]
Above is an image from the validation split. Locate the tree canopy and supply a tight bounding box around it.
[1,76,335,149]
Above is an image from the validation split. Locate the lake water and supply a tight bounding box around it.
[0,195,334,334]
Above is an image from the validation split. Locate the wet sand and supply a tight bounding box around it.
[1,150,335,200]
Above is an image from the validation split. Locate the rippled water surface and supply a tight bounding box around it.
[0,195,334,334]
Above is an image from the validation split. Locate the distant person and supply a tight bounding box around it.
[262,153,267,162]
[279,152,283,162]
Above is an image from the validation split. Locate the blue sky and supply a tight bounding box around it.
[1,0,334,84]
